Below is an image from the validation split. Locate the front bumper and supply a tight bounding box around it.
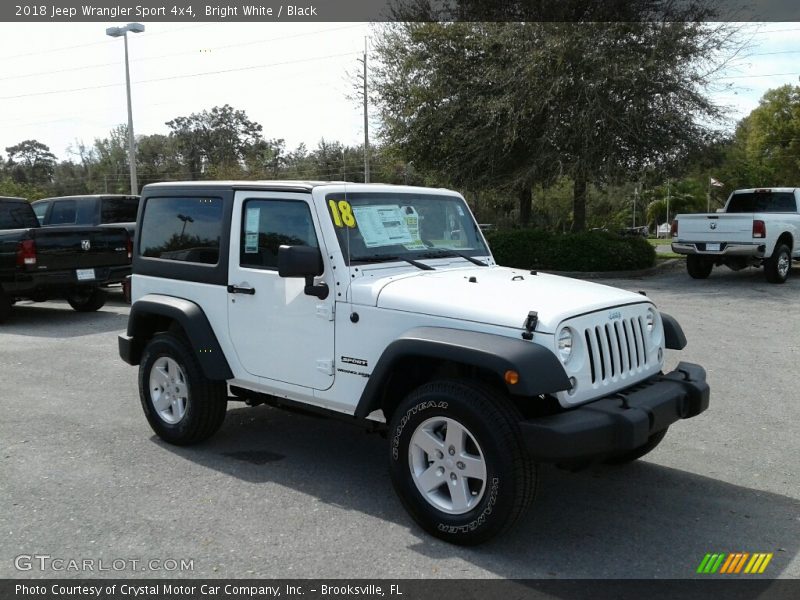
[521,361,709,462]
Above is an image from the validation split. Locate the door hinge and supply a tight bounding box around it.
[316,359,334,376]
[316,304,334,321]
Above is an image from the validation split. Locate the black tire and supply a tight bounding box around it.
[388,380,536,545]
[604,429,668,465]
[138,332,227,446]
[686,255,713,279]
[0,289,12,324]
[66,287,107,312]
[764,244,791,284]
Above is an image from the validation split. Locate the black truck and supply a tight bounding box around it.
[0,196,132,323]
[32,194,140,236]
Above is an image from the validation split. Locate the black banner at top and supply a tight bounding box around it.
[2,0,800,23]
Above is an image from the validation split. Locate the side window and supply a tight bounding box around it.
[101,197,140,223]
[240,199,319,270]
[75,198,97,224]
[32,202,49,224]
[139,197,223,264]
[50,200,77,225]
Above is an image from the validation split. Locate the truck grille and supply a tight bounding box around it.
[583,317,648,384]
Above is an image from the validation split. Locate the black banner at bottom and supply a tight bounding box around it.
[2,580,799,600]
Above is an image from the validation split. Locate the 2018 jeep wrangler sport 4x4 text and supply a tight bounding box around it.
[119,181,710,545]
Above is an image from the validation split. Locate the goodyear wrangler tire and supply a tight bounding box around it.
[388,380,536,545]
[139,333,227,446]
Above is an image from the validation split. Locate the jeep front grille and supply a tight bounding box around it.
[583,317,648,384]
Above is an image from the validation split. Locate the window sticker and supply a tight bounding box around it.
[353,205,415,248]
[244,207,260,254]
[400,205,426,250]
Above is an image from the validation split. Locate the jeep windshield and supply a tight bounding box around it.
[325,192,490,266]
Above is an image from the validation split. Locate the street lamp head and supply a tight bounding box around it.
[126,23,145,34]
[105,26,124,37]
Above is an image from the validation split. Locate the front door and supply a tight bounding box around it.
[227,191,334,390]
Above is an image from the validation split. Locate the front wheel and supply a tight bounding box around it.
[388,381,535,545]
[765,244,791,284]
[139,333,227,445]
[66,287,106,312]
[686,255,713,279]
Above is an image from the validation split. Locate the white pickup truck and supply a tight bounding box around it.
[671,188,800,283]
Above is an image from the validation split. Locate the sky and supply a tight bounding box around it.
[0,21,799,163]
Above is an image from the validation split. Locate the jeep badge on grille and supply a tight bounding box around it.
[81,240,91,251]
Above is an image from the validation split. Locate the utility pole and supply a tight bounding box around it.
[666,179,671,238]
[363,36,370,184]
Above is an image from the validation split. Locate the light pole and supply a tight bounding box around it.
[106,22,144,195]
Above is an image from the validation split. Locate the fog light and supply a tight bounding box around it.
[504,370,520,385]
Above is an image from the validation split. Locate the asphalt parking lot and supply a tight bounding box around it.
[1,264,799,579]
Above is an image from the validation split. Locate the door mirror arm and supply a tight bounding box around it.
[304,278,329,300]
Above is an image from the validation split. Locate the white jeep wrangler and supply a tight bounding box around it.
[119,181,709,545]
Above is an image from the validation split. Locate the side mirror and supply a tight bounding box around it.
[278,245,328,299]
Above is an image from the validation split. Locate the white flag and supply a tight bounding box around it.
[710,177,724,188]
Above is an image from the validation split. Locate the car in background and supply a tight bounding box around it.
[32,194,140,236]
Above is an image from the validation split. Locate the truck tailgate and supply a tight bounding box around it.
[30,226,129,271]
[676,214,754,242]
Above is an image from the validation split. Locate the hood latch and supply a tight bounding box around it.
[522,311,538,340]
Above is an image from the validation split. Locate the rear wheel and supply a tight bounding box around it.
[604,429,668,465]
[139,332,227,445]
[388,380,536,545]
[765,244,791,284]
[66,287,107,312]
[686,255,713,279]
[0,289,12,324]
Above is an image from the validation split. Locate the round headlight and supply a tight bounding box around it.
[646,309,656,335]
[557,328,574,363]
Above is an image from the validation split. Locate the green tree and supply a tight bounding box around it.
[372,18,736,229]
[166,104,266,178]
[720,85,800,188]
[4,140,57,186]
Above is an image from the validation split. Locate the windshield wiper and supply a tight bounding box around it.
[350,255,435,271]
[419,250,488,267]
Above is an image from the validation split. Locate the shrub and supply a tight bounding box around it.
[484,229,656,272]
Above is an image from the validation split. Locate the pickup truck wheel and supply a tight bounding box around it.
[0,290,12,324]
[686,255,713,279]
[604,429,668,465]
[66,287,107,312]
[389,381,535,545]
[139,333,227,446]
[765,244,791,283]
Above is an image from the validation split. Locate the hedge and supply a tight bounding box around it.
[484,229,656,272]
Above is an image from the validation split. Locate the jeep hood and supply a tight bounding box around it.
[350,266,650,333]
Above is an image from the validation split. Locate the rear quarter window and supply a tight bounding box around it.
[101,196,140,224]
[139,197,223,264]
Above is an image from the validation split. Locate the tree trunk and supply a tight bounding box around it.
[572,175,587,231]
[518,184,532,227]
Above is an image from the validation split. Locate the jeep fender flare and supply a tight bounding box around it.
[354,327,571,419]
[660,312,687,350]
[119,294,233,381]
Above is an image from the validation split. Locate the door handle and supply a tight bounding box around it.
[227,284,256,295]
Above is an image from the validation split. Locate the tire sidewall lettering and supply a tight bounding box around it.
[436,477,500,535]
[391,400,448,460]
